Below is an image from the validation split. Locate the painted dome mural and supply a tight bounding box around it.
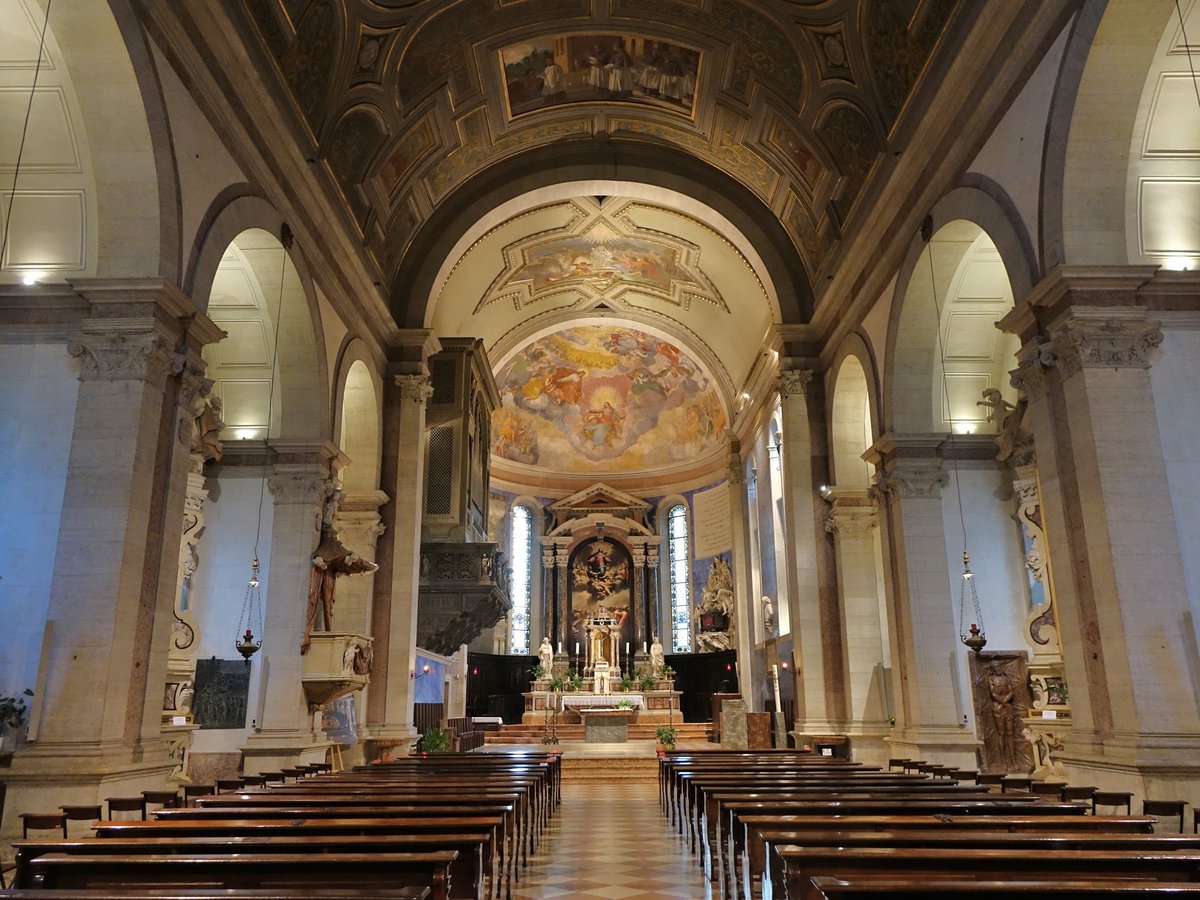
[492,325,727,473]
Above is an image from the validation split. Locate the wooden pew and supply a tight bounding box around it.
[0,891,431,899]
[751,828,1200,900]
[780,847,1200,900]
[93,816,508,900]
[26,851,458,900]
[807,877,1200,898]
[14,834,488,899]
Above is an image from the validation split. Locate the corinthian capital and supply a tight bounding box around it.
[778,369,814,396]
[1047,315,1163,377]
[870,461,947,502]
[396,374,434,405]
[67,331,175,383]
[825,505,878,539]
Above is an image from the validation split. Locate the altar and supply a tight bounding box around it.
[578,707,636,743]
[561,692,644,711]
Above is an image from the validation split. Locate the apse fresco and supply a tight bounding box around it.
[500,35,701,118]
[513,228,684,296]
[492,326,726,472]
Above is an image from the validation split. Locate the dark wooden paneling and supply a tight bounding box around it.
[467,652,534,724]
[666,649,738,722]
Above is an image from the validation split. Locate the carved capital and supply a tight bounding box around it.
[268,471,332,507]
[542,548,556,570]
[334,511,386,552]
[1009,338,1055,402]
[395,373,434,405]
[68,331,175,383]
[825,505,878,539]
[778,369,814,396]
[870,461,947,502]
[1046,316,1163,377]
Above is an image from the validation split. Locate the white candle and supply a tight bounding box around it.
[625,642,630,657]
[557,642,562,654]
[643,641,648,653]
[575,642,579,655]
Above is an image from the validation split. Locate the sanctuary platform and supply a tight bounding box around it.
[521,687,681,725]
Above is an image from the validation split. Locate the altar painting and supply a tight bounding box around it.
[569,537,631,647]
[492,325,727,472]
[501,34,700,118]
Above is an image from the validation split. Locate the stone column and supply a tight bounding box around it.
[1001,276,1200,793]
[646,546,661,646]
[778,368,845,732]
[241,443,336,773]
[825,492,891,762]
[867,435,978,767]
[555,543,572,665]
[366,334,438,759]
[6,280,222,821]
[727,448,760,709]
[332,490,387,767]
[631,544,647,668]
[541,546,555,653]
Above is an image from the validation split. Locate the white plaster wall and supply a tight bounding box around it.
[1151,327,1200,656]
[0,342,78,694]
[942,464,1030,725]
[184,469,273,752]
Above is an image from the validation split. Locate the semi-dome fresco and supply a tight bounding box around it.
[492,325,727,473]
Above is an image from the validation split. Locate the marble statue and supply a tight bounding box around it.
[538,636,554,673]
[761,594,776,636]
[649,633,665,675]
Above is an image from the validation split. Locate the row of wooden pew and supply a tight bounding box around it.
[658,749,1200,900]
[4,749,560,900]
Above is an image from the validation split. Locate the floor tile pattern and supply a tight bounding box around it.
[513,781,712,899]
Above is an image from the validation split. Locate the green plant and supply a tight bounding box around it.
[532,663,547,680]
[617,698,633,709]
[415,725,450,753]
[655,724,677,749]
[0,688,32,734]
[566,672,584,692]
[619,673,635,692]
[549,675,565,692]
[638,674,656,692]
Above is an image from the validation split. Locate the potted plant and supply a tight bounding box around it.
[655,724,677,750]
[617,698,634,710]
[0,688,32,751]
[532,663,549,691]
[566,672,584,692]
[415,725,449,753]
[619,673,636,692]
[549,674,565,693]
[638,673,656,693]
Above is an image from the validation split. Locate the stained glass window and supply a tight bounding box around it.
[509,504,533,654]
[668,503,692,653]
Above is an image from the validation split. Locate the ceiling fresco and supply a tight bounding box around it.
[480,209,724,313]
[236,0,962,306]
[492,325,727,475]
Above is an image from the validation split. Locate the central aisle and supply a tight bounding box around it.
[513,780,713,899]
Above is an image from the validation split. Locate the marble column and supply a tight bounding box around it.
[5,280,222,825]
[541,546,555,653]
[631,545,647,665]
[646,547,661,645]
[1001,276,1200,793]
[555,543,571,666]
[241,443,336,772]
[868,434,978,767]
[366,335,438,759]
[778,368,846,732]
[825,492,891,762]
[727,448,760,709]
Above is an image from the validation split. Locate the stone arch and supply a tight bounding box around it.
[389,139,814,330]
[190,196,328,442]
[827,336,878,491]
[1054,0,1176,265]
[333,338,382,493]
[883,187,1034,434]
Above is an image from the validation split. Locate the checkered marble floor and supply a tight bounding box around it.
[513,782,712,899]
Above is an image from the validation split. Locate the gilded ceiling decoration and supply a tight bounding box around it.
[239,0,962,311]
[492,325,727,475]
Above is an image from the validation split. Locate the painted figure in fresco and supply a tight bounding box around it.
[606,41,635,97]
[660,54,685,103]
[638,47,663,96]
[581,401,622,446]
[544,366,585,406]
[587,45,607,91]
[542,60,565,100]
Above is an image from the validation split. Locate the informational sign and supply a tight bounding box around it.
[693,481,732,559]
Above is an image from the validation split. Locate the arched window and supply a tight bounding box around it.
[509,504,533,654]
[667,503,692,653]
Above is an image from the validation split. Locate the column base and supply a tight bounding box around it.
[0,739,176,841]
[1059,730,1200,806]
[885,726,980,769]
[360,725,418,762]
[241,729,331,774]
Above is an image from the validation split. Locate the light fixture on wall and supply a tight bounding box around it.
[0,0,52,285]
[234,223,293,662]
[411,663,432,679]
[922,215,987,654]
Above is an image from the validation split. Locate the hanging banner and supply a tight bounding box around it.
[693,481,732,559]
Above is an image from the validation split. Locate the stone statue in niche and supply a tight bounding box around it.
[538,636,554,673]
[761,594,776,637]
[303,490,380,653]
[969,651,1034,774]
